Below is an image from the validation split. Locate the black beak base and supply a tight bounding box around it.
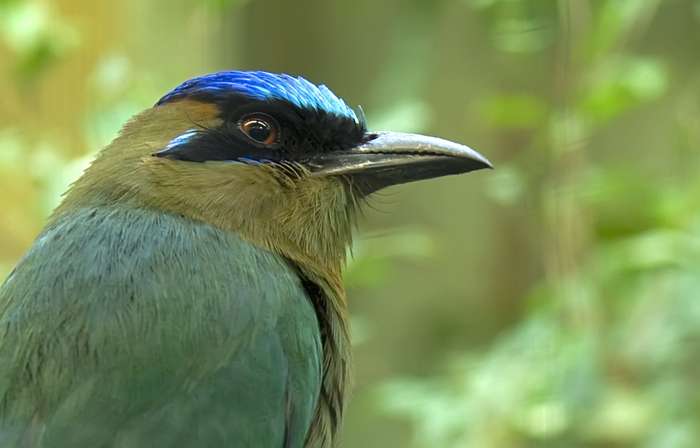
[307,131,492,195]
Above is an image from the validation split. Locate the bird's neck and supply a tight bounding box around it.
[55,106,356,284]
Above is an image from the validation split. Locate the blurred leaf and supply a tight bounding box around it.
[366,99,434,134]
[583,385,655,443]
[378,318,604,447]
[468,0,498,9]
[468,0,555,53]
[346,227,436,286]
[85,54,161,149]
[474,93,549,129]
[0,128,25,170]
[583,56,668,122]
[599,230,699,274]
[89,53,133,97]
[581,166,665,238]
[492,17,552,53]
[548,109,588,152]
[204,0,249,9]
[484,165,526,204]
[587,0,662,61]
[0,0,79,79]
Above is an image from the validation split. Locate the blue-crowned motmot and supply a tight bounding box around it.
[0,71,491,447]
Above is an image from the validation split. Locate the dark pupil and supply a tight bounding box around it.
[247,121,270,142]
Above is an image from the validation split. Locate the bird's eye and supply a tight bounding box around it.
[239,114,279,145]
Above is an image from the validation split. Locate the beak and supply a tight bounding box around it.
[307,131,492,195]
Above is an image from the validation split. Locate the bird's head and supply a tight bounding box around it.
[57,71,491,277]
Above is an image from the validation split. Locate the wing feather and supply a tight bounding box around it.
[0,207,321,448]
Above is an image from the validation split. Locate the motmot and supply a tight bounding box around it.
[0,71,491,447]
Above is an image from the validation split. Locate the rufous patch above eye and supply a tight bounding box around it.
[159,99,221,122]
[238,113,279,145]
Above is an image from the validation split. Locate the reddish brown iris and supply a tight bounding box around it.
[239,113,279,145]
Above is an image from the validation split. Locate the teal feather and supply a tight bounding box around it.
[0,206,321,447]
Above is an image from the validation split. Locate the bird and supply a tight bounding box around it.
[0,70,491,448]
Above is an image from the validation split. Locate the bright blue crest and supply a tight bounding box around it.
[157,71,360,123]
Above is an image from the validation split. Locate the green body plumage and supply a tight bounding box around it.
[0,206,320,447]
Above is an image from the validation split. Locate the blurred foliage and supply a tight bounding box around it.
[1,0,700,447]
[0,0,78,80]
[371,1,700,447]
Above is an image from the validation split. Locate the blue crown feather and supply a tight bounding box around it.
[157,71,360,123]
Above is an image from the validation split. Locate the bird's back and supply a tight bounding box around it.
[0,206,321,448]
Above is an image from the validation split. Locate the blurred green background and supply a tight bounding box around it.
[2,0,700,446]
